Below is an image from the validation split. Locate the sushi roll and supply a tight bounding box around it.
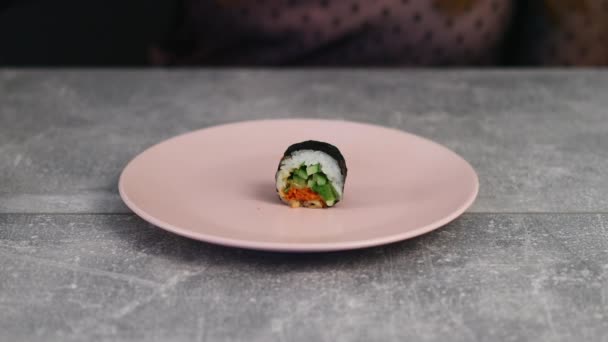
[276,140,347,208]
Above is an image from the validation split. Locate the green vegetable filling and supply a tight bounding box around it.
[285,163,339,206]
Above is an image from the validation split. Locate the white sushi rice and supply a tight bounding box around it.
[276,150,344,198]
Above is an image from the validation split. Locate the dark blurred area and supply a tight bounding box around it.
[1,0,607,67]
[0,0,178,66]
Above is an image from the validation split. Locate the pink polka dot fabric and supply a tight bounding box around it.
[156,0,608,66]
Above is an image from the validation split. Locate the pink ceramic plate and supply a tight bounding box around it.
[119,119,478,252]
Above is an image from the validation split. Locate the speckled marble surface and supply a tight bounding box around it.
[1,70,607,341]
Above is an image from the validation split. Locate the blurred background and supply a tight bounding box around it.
[1,0,606,67]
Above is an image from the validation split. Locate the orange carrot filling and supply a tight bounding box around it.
[284,188,322,202]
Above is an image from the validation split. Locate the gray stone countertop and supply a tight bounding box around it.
[1,69,607,341]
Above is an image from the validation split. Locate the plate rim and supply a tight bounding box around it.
[118,118,479,252]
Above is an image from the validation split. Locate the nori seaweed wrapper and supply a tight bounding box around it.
[281,140,347,179]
